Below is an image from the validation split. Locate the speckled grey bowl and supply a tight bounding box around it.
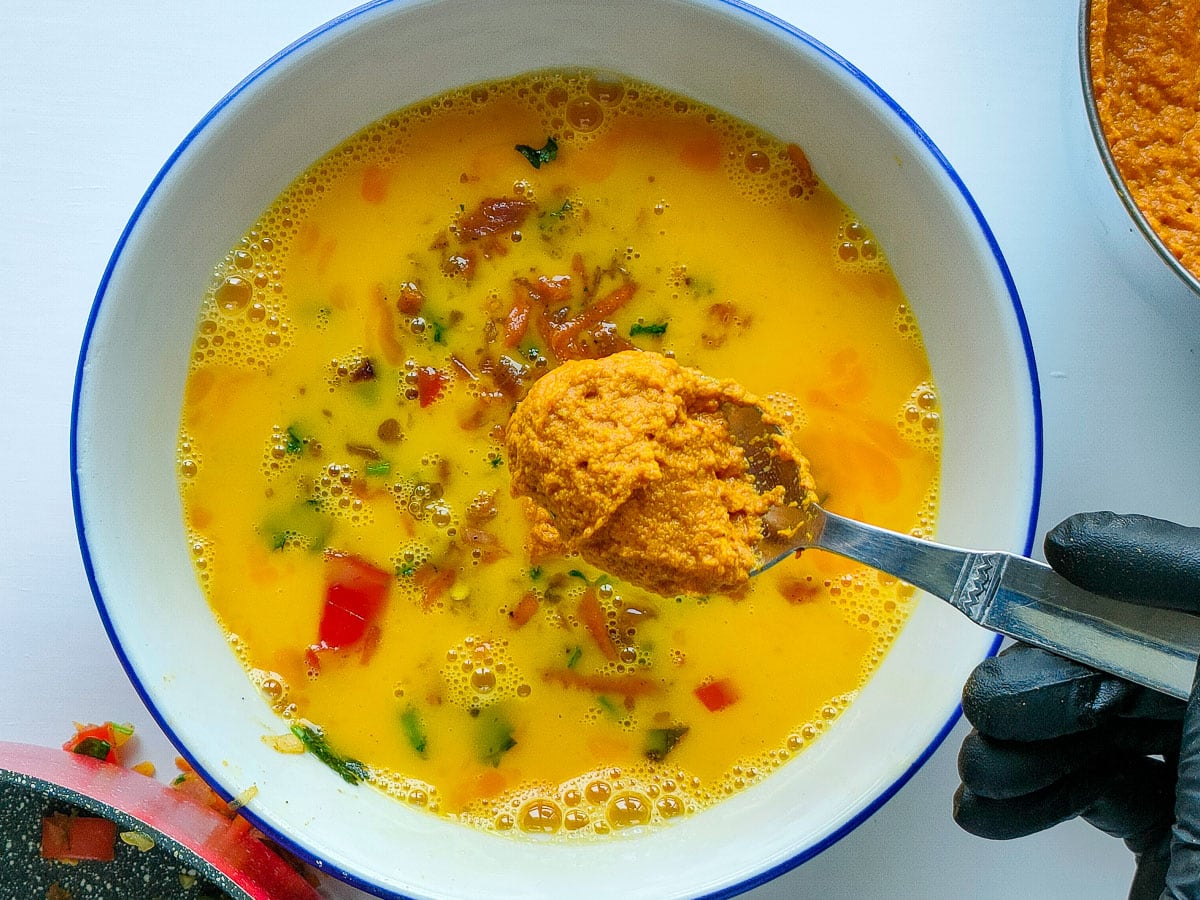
[0,741,316,899]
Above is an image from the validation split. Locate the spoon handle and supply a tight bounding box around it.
[813,508,1200,700]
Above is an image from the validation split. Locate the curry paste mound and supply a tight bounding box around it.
[507,351,812,596]
[1089,0,1200,278]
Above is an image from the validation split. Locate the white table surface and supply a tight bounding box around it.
[5,1,1198,897]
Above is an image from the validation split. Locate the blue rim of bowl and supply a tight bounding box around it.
[70,1,1042,897]
[1077,0,1200,299]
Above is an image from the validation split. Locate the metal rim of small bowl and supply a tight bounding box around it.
[1077,0,1200,299]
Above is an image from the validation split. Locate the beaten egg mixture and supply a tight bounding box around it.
[177,70,942,838]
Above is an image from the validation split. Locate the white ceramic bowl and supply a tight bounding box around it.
[72,1,1042,897]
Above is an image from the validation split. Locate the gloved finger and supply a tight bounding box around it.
[1045,512,1200,612]
[1164,663,1200,899]
[962,644,1185,741]
[954,755,1174,842]
[958,718,1183,799]
[1079,757,1176,850]
[1128,831,1172,900]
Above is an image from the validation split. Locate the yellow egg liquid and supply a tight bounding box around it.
[177,70,941,839]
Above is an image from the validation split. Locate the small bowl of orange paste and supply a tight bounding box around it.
[1081,0,1200,296]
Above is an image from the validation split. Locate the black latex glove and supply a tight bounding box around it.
[953,512,1200,900]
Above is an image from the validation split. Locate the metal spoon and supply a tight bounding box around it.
[724,403,1200,700]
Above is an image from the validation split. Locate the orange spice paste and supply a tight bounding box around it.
[506,350,817,598]
[1089,0,1200,277]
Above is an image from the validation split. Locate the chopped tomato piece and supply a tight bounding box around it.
[172,757,234,817]
[395,281,425,315]
[416,366,448,407]
[503,294,531,347]
[694,677,740,712]
[315,552,392,651]
[41,812,117,862]
[457,197,533,241]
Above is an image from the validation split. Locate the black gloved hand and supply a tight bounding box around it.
[953,512,1200,900]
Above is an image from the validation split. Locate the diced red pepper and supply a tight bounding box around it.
[41,812,117,862]
[63,722,119,764]
[416,366,448,407]
[315,552,392,651]
[694,678,740,712]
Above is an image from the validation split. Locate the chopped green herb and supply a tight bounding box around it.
[290,724,370,785]
[398,561,417,577]
[171,774,187,786]
[430,319,448,344]
[566,645,583,669]
[596,695,621,718]
[529,565,543,581]
[568,569,589,582]
[477,709,517,767]
[540,199,574,230]
[514,136,558,169]
[489,455,504,469]
[399,707,427,757]
[71,737,113,761]
[630,321,668,337]
[262,500,332,552]
[365,459,391,478]
[284,426,304,455]
[644,725,689,762]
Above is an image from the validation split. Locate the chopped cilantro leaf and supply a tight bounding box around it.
[630,321,668,337]
[515,137,558,169]
[539,199,574,229]
[400,707,427,757]
[644,725,689,762]
[566,645,583,669]
[291,724,370,785]
[285,426,304,455]
[477,709,517,767]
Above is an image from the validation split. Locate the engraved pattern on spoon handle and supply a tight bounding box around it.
[949,552,1008,621]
